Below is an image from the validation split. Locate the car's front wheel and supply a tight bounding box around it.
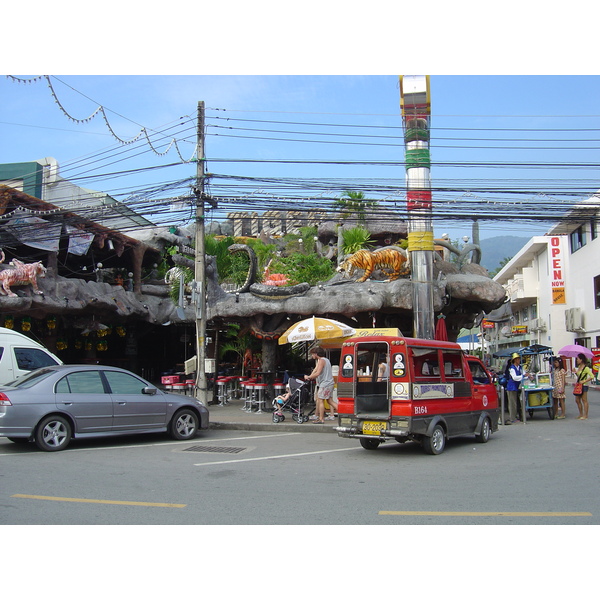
[35,415,72,452]
[169,409,199,440]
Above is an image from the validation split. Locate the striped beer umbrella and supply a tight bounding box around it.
[278,317,356,345]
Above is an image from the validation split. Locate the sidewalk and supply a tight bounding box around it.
[200,380,600,433]
[205,397,338,434]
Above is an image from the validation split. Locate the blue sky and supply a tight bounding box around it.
[3,74,600,243]
[3,5,600,245]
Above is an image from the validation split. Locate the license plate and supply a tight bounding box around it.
[362,421,386,435]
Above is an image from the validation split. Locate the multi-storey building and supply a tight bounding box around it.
[491,195,600,367]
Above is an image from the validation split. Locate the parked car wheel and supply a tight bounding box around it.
[35,415,72,452]
[169,409,199,440]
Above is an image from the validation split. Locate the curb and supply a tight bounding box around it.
[209,421,338,434]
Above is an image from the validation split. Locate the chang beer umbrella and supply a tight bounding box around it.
[278,317,356,345]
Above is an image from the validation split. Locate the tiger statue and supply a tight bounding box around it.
[337,247,410,283]
[0,250,46,297]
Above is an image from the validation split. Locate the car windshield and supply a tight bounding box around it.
[4,368,57,389]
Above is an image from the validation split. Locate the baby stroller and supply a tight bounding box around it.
[272,377,314,423]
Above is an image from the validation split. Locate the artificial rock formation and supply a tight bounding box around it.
[205,246,507,342]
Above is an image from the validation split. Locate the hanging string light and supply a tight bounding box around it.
[6,75,195,162]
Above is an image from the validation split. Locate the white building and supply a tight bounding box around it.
[491,195,600,365]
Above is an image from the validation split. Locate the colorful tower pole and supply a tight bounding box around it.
[400,75,434,339]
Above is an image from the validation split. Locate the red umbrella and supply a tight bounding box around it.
[434,315,448,341]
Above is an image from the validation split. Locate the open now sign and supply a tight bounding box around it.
[549,236,567,305]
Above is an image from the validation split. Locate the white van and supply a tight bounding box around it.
[0,327,62,384]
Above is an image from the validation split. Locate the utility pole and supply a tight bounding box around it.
[400,75,434,340]
[194,101,208,404]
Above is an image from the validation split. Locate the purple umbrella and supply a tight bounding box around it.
[557,344,594,359]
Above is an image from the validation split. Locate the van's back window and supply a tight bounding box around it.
[14,347,59,371]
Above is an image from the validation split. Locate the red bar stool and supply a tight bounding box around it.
[253,383,268,413]
[241,380,256,411]
[233,376,247,401]
[216,377,229,405]
[172,382,186,394]
[185,379,195,395]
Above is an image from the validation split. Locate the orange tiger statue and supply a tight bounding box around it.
[337,247,410,283]
[0,250,46,297]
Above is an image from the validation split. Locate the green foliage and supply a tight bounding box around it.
[335,190,379,223]
[168,266,194,303]
[280,227,318,256]
[341,226,374,255]
[204,235,253,286]
[489,256,513,278]
[244,237,277,276]
[219,323,260,373]
[269,253,335,286]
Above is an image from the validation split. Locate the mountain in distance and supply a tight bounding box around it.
[478,236,529,273]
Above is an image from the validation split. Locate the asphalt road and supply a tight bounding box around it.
[2,400,600,526]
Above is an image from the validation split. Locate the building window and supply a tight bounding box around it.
[530,304,538,319]
[591,217,598,241]
[595,275,600,310]
[570,225,586,253]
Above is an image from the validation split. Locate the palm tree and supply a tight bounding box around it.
[335,190,378,224]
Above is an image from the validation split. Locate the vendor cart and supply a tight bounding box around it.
[520,344,555,420]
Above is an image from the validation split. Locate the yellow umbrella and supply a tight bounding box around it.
[278,317,356,345]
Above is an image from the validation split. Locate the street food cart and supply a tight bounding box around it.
[493,344,554,422]
[519,344,554,421]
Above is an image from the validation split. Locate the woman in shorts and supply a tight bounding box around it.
[574,353,594,420]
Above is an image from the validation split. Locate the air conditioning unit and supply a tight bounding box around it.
[531,318,547,332]
[565,307,584,332]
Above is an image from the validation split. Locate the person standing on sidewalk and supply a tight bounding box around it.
[305,347,336,423]
[574,353,594,420]
[552,357,567,419]
[506,353,524,424]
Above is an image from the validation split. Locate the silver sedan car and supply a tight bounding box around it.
[0,365,209,451]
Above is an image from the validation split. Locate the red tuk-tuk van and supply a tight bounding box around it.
[334,330,499,455]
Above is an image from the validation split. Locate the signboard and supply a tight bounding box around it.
[511,325,528,335]
[592,348,600,384]
[481,320,495,329]
[549,236,567,304]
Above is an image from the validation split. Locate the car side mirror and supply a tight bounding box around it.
[142,386,157,395]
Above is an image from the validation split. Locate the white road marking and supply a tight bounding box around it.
[194,446,357,466]
[0,431,302,456]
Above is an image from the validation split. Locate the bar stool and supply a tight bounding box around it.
[253,383,268,413]
[233,376,247,401]
[241,380,256,411]
[224,376,238,403]
[185,379,195,395]
[172,382,186,394]
[216,377,229,405]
